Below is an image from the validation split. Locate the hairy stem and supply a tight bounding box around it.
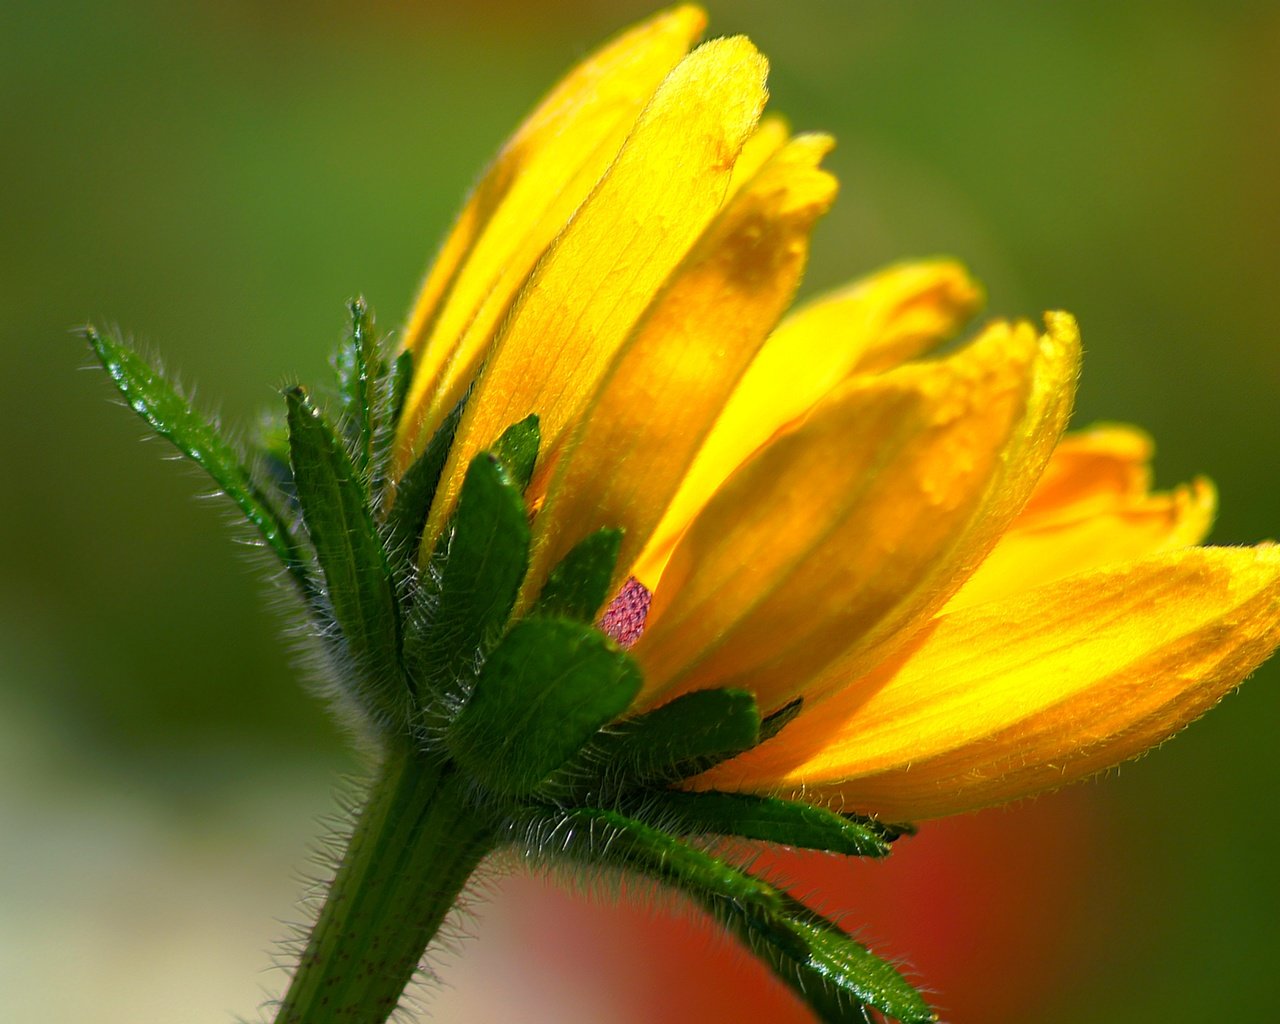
[275,743,492,1024]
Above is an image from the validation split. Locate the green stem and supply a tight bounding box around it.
[275,742,493,1024]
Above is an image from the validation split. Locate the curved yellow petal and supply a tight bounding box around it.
[630,259,983,587]
[393,5,707,475]
[697,546,1280,820]
[633,313,1080,710]
[422,36,770,548]
[947,477,1216,613]
[526,135,837,603]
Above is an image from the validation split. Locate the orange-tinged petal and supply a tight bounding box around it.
[778,259,985,378]
[727,114,791,193]
[1018,423,1154,527]
[631,259,983,587]
[947,477,1216,613]
[393,5,707,476]
[423,36,769,548]
[634,314,1080,709]
[525,134,837,603]
[698,547,1280,819]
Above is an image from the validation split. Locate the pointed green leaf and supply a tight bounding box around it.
[382,395,466,572]
[533,527,623,622]
[634,791,891,857]
[402,450,529,703]
[285,386,405,720]
[492,414,540,491]
[83,326,310,593]
[448,617,641,796]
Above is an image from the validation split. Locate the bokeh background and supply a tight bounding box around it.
[4,1,1278,1021]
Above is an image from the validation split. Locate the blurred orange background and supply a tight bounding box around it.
[3,2,1278,1021]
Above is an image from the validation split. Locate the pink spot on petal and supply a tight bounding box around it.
[597,577,652,649]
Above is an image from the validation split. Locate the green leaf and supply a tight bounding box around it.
[402,451,529,705]
[334,296,383,478]
[382,395,465,574]
[491,414,540,491]
[285,386,405,722]
[532,527,623,622]
[448,617,641,796]
[633,791,891,857]
[83,325,311,593]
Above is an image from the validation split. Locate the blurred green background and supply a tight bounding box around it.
[4,1,1277,1021]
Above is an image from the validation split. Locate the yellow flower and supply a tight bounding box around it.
[392,6,1280,821]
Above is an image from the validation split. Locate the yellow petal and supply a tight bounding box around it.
[633,314,1080,709]
[526,134,837,603]
[393,5,707,476]
[947,477,1216,613]
[630,259,983,587]
[697,546,1280,819]
[422,35,770,548]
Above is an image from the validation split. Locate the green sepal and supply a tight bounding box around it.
[532,527,623,622]
[387,349,414,428]
[508,804,784,915]
[507,804,932,1023]
[760,696,804,742]
[762,902,935,1024]
[720,897,933,1024]
[491,414,540,491]
[402,450,529,705]
[382,395,465,574]
[285,386,405,722]
[448,617,641,796]
[630,791,891,857]
[334,296,384,478]
[254,408,297,508]
[369,347,417,502]
[567,688,760,792]
[83,325,311,593]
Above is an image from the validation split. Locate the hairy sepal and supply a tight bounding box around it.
[382,393,467,581]
[286,386,406,725]
[533,527,624,623]
[627,790,891,857]
[401,449,531,714]
[447,616,642,797]
[83,325,312,594]
[542,687,760,802]
[504,804,933,1024]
